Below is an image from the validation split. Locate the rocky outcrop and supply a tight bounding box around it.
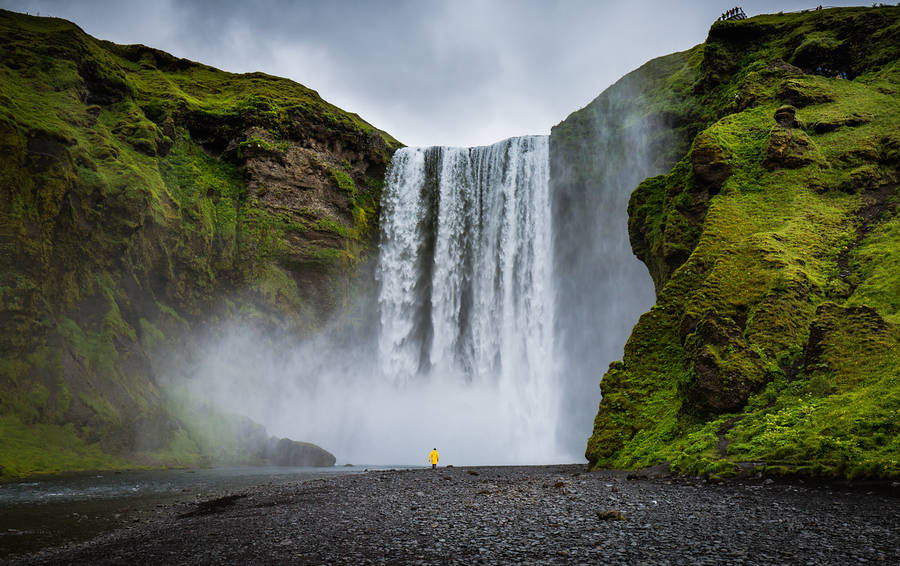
[582,6,900,480]
[764,126,826,170]
[691,131,732,193]
[265,438,336,467]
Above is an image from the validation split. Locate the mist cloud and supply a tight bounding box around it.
[164,320,570,466]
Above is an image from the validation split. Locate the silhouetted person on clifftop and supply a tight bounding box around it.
[719,6,747,21]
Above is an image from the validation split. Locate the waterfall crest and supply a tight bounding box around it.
[376,136,561,462]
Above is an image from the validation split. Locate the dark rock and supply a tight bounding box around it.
[596,510,626,521]
[763,126,826,170]
[178,494,247,518]
[265,437,336,467]
[773,105,800,128]
[691,131,731,194]
[692,349,758,411]
[634,462,673,479]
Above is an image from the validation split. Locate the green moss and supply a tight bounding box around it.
[0,5,405,477]
[160,131,245,202]
[585,6,900,479]
[846,204,900,323]
[142,429,203,468]
[252,263,304,311]
[791,31,844,67]
[138,317,166,351]
[351,205,370,237]
[295,247,353,269]
[0,357,29,386]
[238,134,277,154]
[727,329,899,479]
[57,317,119,378]
[161,385,269,465]
[25,383,49,412]
[0,415,130,480]
[78,392,121,425]
[314,218,350,237]
[329,166,357,199]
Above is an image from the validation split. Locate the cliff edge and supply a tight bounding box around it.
[576,6,899,479]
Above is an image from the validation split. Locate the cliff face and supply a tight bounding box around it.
[0,10,400,477]
[549,44,707,448]
[576,6,899,479]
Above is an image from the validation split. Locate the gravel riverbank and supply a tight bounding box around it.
[9,464,899,565]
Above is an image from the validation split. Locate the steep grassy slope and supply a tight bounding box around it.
[579,6,900,479]
[0,10,399,478]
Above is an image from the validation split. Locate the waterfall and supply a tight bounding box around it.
[178,132,643,465]
[376,136,562,462]
[176,127,655,466]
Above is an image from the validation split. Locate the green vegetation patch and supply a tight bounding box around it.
[0,8,401,477]
[585,6,900,480]
[0,415,130,480]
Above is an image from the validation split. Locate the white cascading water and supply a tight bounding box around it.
[376,135,562,463]
[175,135,576,465]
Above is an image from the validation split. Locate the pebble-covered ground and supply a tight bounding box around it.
[10,465,900,565]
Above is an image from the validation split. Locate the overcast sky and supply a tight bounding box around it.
[3,0,868,147]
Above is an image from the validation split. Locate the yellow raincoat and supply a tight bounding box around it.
[428,449,439,465]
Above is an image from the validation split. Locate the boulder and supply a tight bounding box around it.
[763,126,826,170]
[691,131,731,194]
[692,347,760,411]
[682,311,767,412]
[596,510,625,521]
[265,437,336,467]
[773,105,800,128]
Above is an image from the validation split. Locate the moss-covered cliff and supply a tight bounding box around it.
[575,6,900,479]
[0,10,400,478]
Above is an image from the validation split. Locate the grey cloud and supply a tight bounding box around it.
[1,0,869,146]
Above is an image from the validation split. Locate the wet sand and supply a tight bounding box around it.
[8,465,899,565]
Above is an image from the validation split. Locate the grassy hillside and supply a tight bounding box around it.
[580,6,900,480]
[0,10,400,478]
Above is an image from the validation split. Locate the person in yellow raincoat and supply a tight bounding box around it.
[428,448,439,470]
